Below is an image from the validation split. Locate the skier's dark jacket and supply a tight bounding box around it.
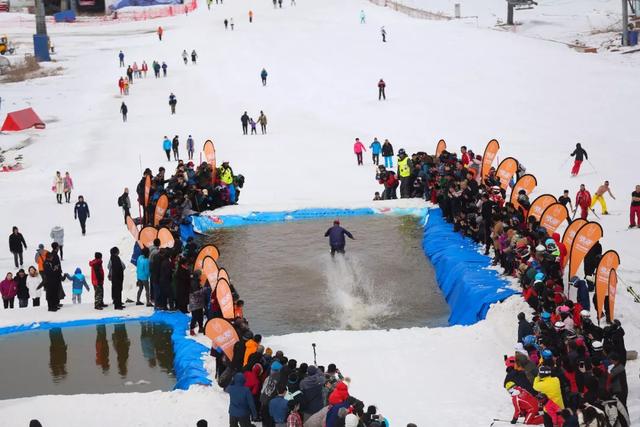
[381,142,394,157]
[570,145,588,161]
[9,232,27,253]
[74,202,90,220]
[324,225,353,249]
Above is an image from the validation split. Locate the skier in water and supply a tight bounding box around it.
[324,220,354,256]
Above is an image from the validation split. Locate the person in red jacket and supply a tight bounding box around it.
[89,252,106,310]
[505,382,544,425]
[461,146,470,166]
[551,233,567,270]
[575,184,592,220]
[328,380,350,405]
[243,363,263,414]
[537,393,564,426]
[353,138,366,166]
[118,77,125,95]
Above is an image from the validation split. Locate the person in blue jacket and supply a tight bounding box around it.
[136,247,151,306]
[162,136,172,161]
[64,267,90,304]
[569,276,590,311]
[225,373,257,427]
[370,137,381,165]
[260,68,268,86]
[118,50,125,67]
[324,220,354,256]
[268,385,288,424]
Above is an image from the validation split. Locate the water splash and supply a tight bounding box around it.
[323,254,395,330]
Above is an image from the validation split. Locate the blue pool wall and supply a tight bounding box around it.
[0,311,211,390]
[190,206,517,326]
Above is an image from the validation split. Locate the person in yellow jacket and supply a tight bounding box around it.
[396,148,413,199]
[591,180,615,215]
[533,366,564,411]
[218,161,237,204]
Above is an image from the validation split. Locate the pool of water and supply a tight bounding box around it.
[0,321,175,400]
[203,215,449,335]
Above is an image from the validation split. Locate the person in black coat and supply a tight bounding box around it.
[241,112,250,135]
[158,251,173,310]
[604,320,627,366]
[15,268,29,308]
[174,258,191,313]
[108,246,125,310]
[74,196,90,235]
[43,251,62,311]
[517,312,534,343]
[570,143,588,176]
[9,226,27,268]
[120,102,128,122]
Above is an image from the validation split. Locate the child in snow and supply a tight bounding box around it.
[249,118,257,135]
[65,268,90,304]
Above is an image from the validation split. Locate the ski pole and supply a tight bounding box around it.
[312,343,317,366]
[560,156,570,168]
[589,207,601,220]
[587,159,598,173]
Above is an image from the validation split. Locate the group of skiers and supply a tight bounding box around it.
[117,51,170,122]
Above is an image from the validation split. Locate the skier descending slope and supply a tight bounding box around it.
[324,220,354,256]
[569,143,588,176]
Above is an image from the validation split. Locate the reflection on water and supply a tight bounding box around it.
[49,328,67,381]
[203,215,449,335]
[0,322,176,400]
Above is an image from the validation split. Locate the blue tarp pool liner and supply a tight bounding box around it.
[190,207,428,234]
[0,311,211,391]
[422,208,518,325]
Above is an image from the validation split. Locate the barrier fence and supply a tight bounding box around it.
[1,0,197,27]
[368,0,451,21]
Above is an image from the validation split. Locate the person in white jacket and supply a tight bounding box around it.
[53,171,64,204]
[50,226,64,261]
[26,266,43,307]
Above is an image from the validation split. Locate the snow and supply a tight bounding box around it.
[1,0,640,425]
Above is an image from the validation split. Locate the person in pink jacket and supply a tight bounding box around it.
[353,138,366,166]
[1,272,18,309]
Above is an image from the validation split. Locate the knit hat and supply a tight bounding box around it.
[265,347,273,356]
[271,361,283,372]
[307,365,318,375]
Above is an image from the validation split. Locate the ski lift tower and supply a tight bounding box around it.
[506,0,538,25]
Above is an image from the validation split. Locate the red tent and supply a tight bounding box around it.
[1,108,45,131]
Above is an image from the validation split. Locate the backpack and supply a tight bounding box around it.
[117,195,124,207]
[260,375,278,404]
[217,366,235,389]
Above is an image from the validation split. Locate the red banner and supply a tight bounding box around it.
[495,157,519,190]
[218,267,229,284]
[194,244,220,270]
[203,139,216,182]
[595,250,620,320]
[204,318,239,360]
[200,256,219,286]
[144,175,151,207]
[481,139,500,180]
[510,174,537,210]
[157,227,174,248]
[539,203,569,235]
[153,194,168,227]
[138,226,158,248]
[561,218,587,254]
[569,222,604,278]
[435,139,446,157]
[609,269,618,320]
[528,194,557,221]
[216,278,235,320]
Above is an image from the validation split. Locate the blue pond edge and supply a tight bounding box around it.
[0,311,211,391]
[189,207,428,234]
[423,208,518,325]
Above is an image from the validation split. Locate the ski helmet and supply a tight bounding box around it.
[541,349,553,360]
[398,148,406,156]
[580,310,591,318]
[592,341,603,351]
[523,335,536,347]
[534,272,546,282]
[541,312,551,321]
[554,321,565,330]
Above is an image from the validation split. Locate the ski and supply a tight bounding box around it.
[626,286,640,303]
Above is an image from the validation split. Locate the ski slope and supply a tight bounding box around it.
[1,0,639,425]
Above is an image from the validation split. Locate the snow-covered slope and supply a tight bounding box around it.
[1,0,639,425]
